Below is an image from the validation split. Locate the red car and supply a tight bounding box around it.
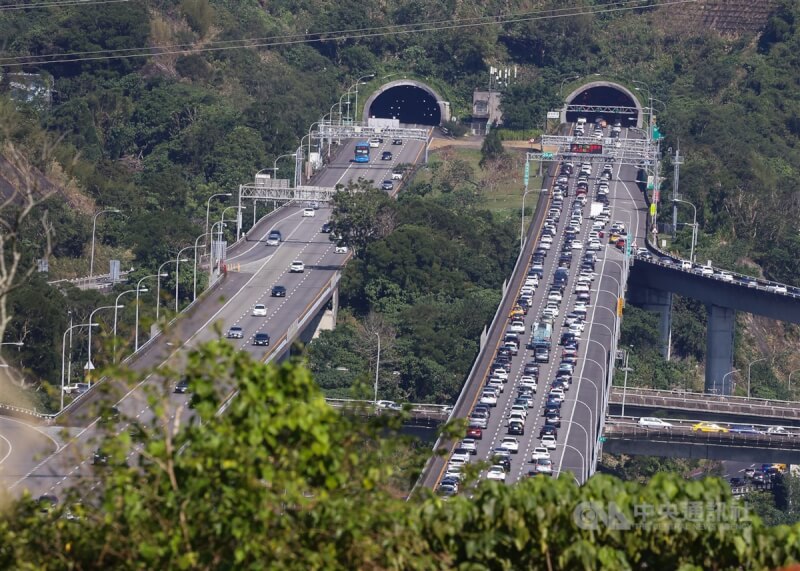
[466,427,483,439]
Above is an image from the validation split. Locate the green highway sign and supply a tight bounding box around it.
[599,436,607,443]
[542,152,554,159]
[524,161,530,187]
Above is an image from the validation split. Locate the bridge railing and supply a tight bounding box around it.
[604,422,800,449]
[610,386,800,410]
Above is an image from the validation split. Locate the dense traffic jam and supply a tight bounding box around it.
[438,122,624,496]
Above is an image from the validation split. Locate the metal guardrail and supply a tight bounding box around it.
[604,423,800,450]
[609,387,800,421]
[325,398,450,421]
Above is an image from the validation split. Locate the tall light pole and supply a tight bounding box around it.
[559,74,580,97]
[620,348,633,417]
[192,232,209,302]
[747,358,767,399]
[220,205,245,253]
[89,208,121,278]
[205,193,232,255]
[673,198,698,263]
[353,73,375,125]
[113,287,147,362]
[720,368,740,395]
[274,153,297,180]
[209,221,226,284]
[86,304,123,386]
[789,369,800,394]
[61,322,96,411]
[175,245,199,312]
[155,259,174,321]
[520,187,535,251]
[135,273,164,351]
[373,332,381,404]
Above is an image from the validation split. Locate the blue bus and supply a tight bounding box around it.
[354,141,370,163]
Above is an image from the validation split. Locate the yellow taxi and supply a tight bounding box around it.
[509,306,524,319]
[692,422,729,433]
[608,233,620,244]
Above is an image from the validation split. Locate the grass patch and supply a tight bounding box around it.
[413,147,542,224]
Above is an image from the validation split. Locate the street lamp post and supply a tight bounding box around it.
[353,73,375,125]
[61,322,96,411]
[192,232,210,302]
[89,208,121,278]
[274,153,297,182]
[86,304,123,386]
[135,273,164,351]
[559,74,580,97]
[205,193,232,256]
[673,198,698,263]
[620,349,633,417]
[209,221,226,284]
[747,358,767,399]
[520,187,535,251]
[175,245,199,312]
[373,332,381,404]
[721,368,740,395]
[789,369,800,393]
[155,259,174,322]
[113,287,147,362]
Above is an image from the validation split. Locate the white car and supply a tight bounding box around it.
[368,138,381,148]
[769,284,788,294]
[571,240,583,250]
[302,208,315,217]
[491,368,509,381]
[524,277,538,287]
[538,241,551,250]
[548,389,565,403]
[637,417,673,429]
[500,437,520,453]
[460,439,478,453]
[520,286,535,296]
[289,260,305,273]
[334,244,349,254]
[540,234,553,244]
[531,447,550,461]
[535,458,554,474]
[575,283,590,294]
[509,405,528,419]
[548,291,563,303]
[767,426,792,436]
[541,435,557,449]
[507,413,526,426]
[508,320,526,333]
[518,376,537,390]
[451,450,471,464]
[252,304,267,316]
[545,303,560,316]
[480,392,498,406]
[587,239,602,251]
[486,466,507,481]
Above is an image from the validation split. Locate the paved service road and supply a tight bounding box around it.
[0,417,59,486]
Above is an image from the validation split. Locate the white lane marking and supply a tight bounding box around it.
[227,206,299,261]
[11,208,318,490]
[0,416,61,452]
[0,434,12,466]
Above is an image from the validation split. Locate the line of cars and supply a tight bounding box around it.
[636,417,798,436]
[438,155,611,494]
[367,137,405,192]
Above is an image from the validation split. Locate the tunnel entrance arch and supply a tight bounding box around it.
[562,82,643,128]
[362,80,450,126]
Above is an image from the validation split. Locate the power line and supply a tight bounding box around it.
[0,0,130,10]
[0,0,696,67]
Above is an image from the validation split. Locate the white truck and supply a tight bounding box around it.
[590,202,604,219]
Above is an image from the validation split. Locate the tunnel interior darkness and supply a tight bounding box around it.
[566,86,639,126]
[367,85,441,126]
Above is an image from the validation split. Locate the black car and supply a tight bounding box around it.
[392,138,403,145]
[508,422,524,436]
[174,378,189,394]
[539,425,558,438]
[381,151,393,160]
[271,285,287,297]
[253,332,270,346]
[492,456,512,472]
[92,449,109,466]
[37,494,59,513]
[321,222,332,233]
[729,477,746,487]
[523,364,539,376]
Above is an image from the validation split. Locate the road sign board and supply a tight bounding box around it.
[542,152,554,159]
[547,111,560,119]
[649,203,657,216]
[646,175,654,190]
[84,361,95,371]
[523,161,530,186]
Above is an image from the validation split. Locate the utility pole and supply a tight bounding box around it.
[672,144,683,239]
[620,349,633,418]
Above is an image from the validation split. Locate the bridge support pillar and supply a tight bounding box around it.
[705,304,736,395]
[312,288,338,340]
[629,287,672,360]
